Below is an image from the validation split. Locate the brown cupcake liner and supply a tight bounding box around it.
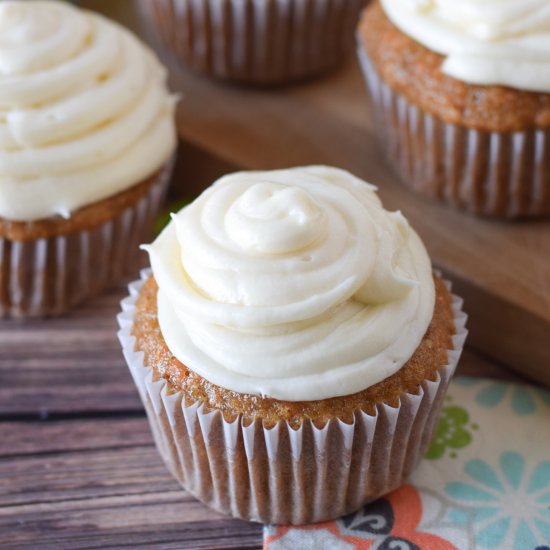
[143,0,367,84]
[358,44,550,219]
[0,163,173,318]
[118,269,467,525]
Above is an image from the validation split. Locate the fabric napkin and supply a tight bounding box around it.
[264,377,550,550]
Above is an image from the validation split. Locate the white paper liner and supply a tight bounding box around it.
[118,269,467,525]
[143,0,367,84]
[0,162,173,318]
[357,42,550,219]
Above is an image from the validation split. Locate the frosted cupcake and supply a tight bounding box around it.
[118,166,467,524]
[358,0,550,218]
[0,0,177,317]
[143,0,368,84]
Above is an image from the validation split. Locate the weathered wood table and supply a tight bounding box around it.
[0,1,547,548]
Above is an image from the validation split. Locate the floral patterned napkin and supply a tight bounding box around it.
[264,377,550,550]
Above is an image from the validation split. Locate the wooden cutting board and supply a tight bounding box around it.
[87,1,550,385]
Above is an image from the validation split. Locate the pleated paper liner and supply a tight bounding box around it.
[0,162,173,318]
[118,269,467,525]
[143,0,367,84]
[357,44,550,219]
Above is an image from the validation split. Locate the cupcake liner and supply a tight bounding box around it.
[0,163,173,318]
[357,43,550,219]
[118,269,467,525]
[143,0,367,84]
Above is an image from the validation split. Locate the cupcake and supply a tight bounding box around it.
[0,0,177,318]
[357,1,550,218]
[142,0,368,84]
[118,166,467,524]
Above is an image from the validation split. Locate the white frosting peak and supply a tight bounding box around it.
[0,1,176,221]
[224,182,327,254]
[146,167,436,402]
[380,0,550,93]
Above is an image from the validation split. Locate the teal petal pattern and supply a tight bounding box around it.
[476,517,510,548]
[515,520,538,549]
[535,519,550,541]
[501,452,524,491]
[476,383,507,408]
[511,387,536,415]
[465,460,504,493]
[528,461,550,494]
[446,452,550,550]
[471,379,550,417]
[448,508,469,525]
[446,482,499,502]
[472,507,500,523]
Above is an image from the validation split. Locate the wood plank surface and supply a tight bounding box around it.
[87,0,550,384]
[0,425,261,550]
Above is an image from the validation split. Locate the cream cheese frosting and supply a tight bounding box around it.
[380,0,550,93]
[145,166,436,402]
[0,0,176,221]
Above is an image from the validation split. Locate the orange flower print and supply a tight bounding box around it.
[264,485,458,549]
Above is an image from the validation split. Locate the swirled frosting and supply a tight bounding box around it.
[0,1,176,221]
[380,0,550,93]
[145,166,435,402]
